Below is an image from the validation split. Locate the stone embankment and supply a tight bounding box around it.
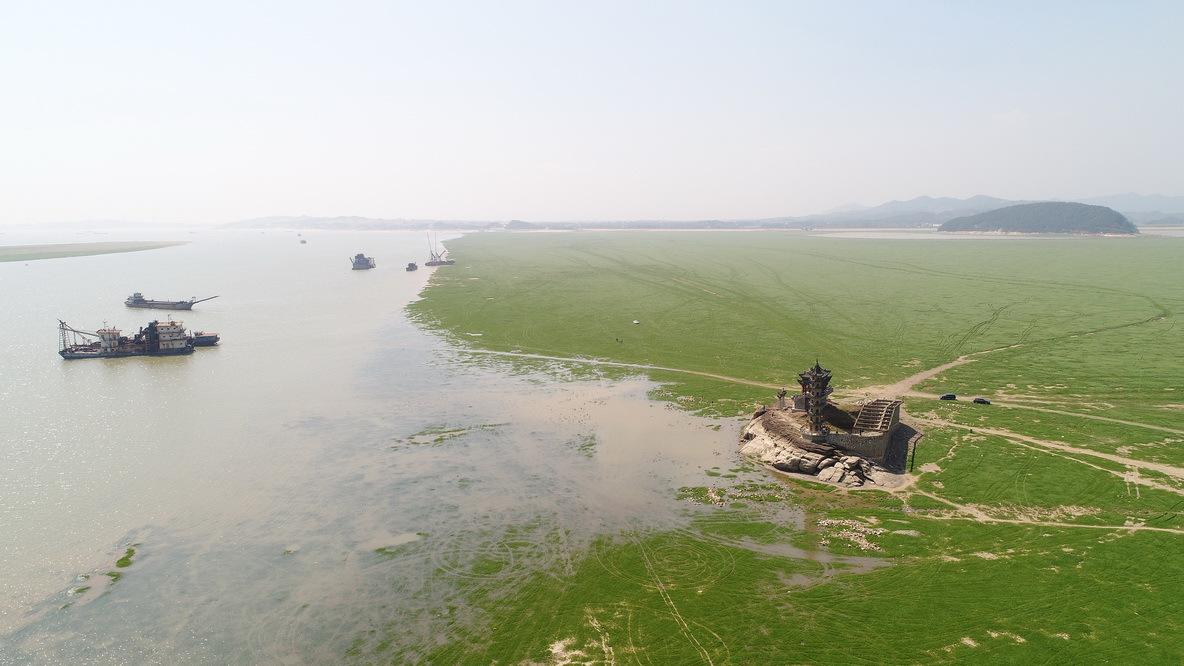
[740,412,899,488]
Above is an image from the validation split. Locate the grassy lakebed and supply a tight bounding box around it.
[0,241,185,262]
[394,231,1184,663]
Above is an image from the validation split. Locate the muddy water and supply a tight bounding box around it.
[0,230,746,662]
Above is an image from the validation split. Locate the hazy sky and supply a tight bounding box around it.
[2,1,1181,224]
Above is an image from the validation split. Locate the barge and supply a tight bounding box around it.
[125,293,219,310]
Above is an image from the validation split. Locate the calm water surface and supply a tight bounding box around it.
[0,230,737,662]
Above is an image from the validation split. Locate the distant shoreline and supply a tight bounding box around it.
[0,241,186,263]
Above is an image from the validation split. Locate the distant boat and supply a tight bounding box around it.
[351,253,376,270]
[425,232,455,266]
[125,293,219,310]
[300,239,307,244]
[406,262,418,272]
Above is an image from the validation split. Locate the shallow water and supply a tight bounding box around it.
[0,230,746,661]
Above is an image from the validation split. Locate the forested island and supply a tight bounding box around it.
[940,202,1138,234]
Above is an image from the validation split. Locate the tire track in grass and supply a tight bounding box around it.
[914,417,1184,482]
[634,538,715,665]
[909,489,1184,534]
[908,397,1184,436]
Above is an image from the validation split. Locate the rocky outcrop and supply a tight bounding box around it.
[740,411,883,488]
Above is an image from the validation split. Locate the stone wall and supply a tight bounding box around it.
[827,431,892,461]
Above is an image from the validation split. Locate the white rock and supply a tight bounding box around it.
[818,466,846,484]
[740,440,773,458]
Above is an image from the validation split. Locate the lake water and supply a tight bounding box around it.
[0,230,740,662]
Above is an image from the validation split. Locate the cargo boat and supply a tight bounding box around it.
[125,292,219,310]
[406,262,418,272]
[59,320,198,359]
[351,253,376,270]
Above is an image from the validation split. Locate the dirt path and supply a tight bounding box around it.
[911,490,1184,535]
[841,343,1026,401]
[457,349,782,391]
[461,341,1184,538]
[908,391,1184,435]
[990,402,1184,436]
[461,344,1183,441]
[915,416,1184,480]
[843,356,976,400]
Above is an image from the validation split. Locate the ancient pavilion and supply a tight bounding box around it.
[797,361,833,441]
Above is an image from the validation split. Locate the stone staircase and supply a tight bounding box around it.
[854,399,901,432]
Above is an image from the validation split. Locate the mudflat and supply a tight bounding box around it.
[403,230,1184,663]
[0,241,185,262]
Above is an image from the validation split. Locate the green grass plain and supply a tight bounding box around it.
[0,241,183,262]
[394,231,1184,663]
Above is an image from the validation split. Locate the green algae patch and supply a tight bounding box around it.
[374,544,416,559]
[396,423,508,446]
[568,433,597,458]
[115,547,136,568]
[576,433,597,457]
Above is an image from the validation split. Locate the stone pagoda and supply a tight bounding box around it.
[797,361,834,442]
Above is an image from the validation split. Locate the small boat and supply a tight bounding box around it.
[191,331,220,346]
[406,262,418,272]
[125,293,219,310]
[351,253,376,270]
[300,239,307,244]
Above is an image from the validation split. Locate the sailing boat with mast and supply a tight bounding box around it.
[425,231,455,266]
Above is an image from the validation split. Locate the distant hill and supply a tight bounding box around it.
[1124,211,1184,227]
[940,202,1138,234]
[792,195,1024,228]
[1080,193,1184,214]
[227,194,1178,232]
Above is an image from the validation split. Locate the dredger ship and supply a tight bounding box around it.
[58,320,219,359]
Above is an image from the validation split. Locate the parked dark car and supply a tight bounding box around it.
[939,393,957,400]
[973,397,992,405]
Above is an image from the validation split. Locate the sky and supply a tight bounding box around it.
[1,1,1181,225]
